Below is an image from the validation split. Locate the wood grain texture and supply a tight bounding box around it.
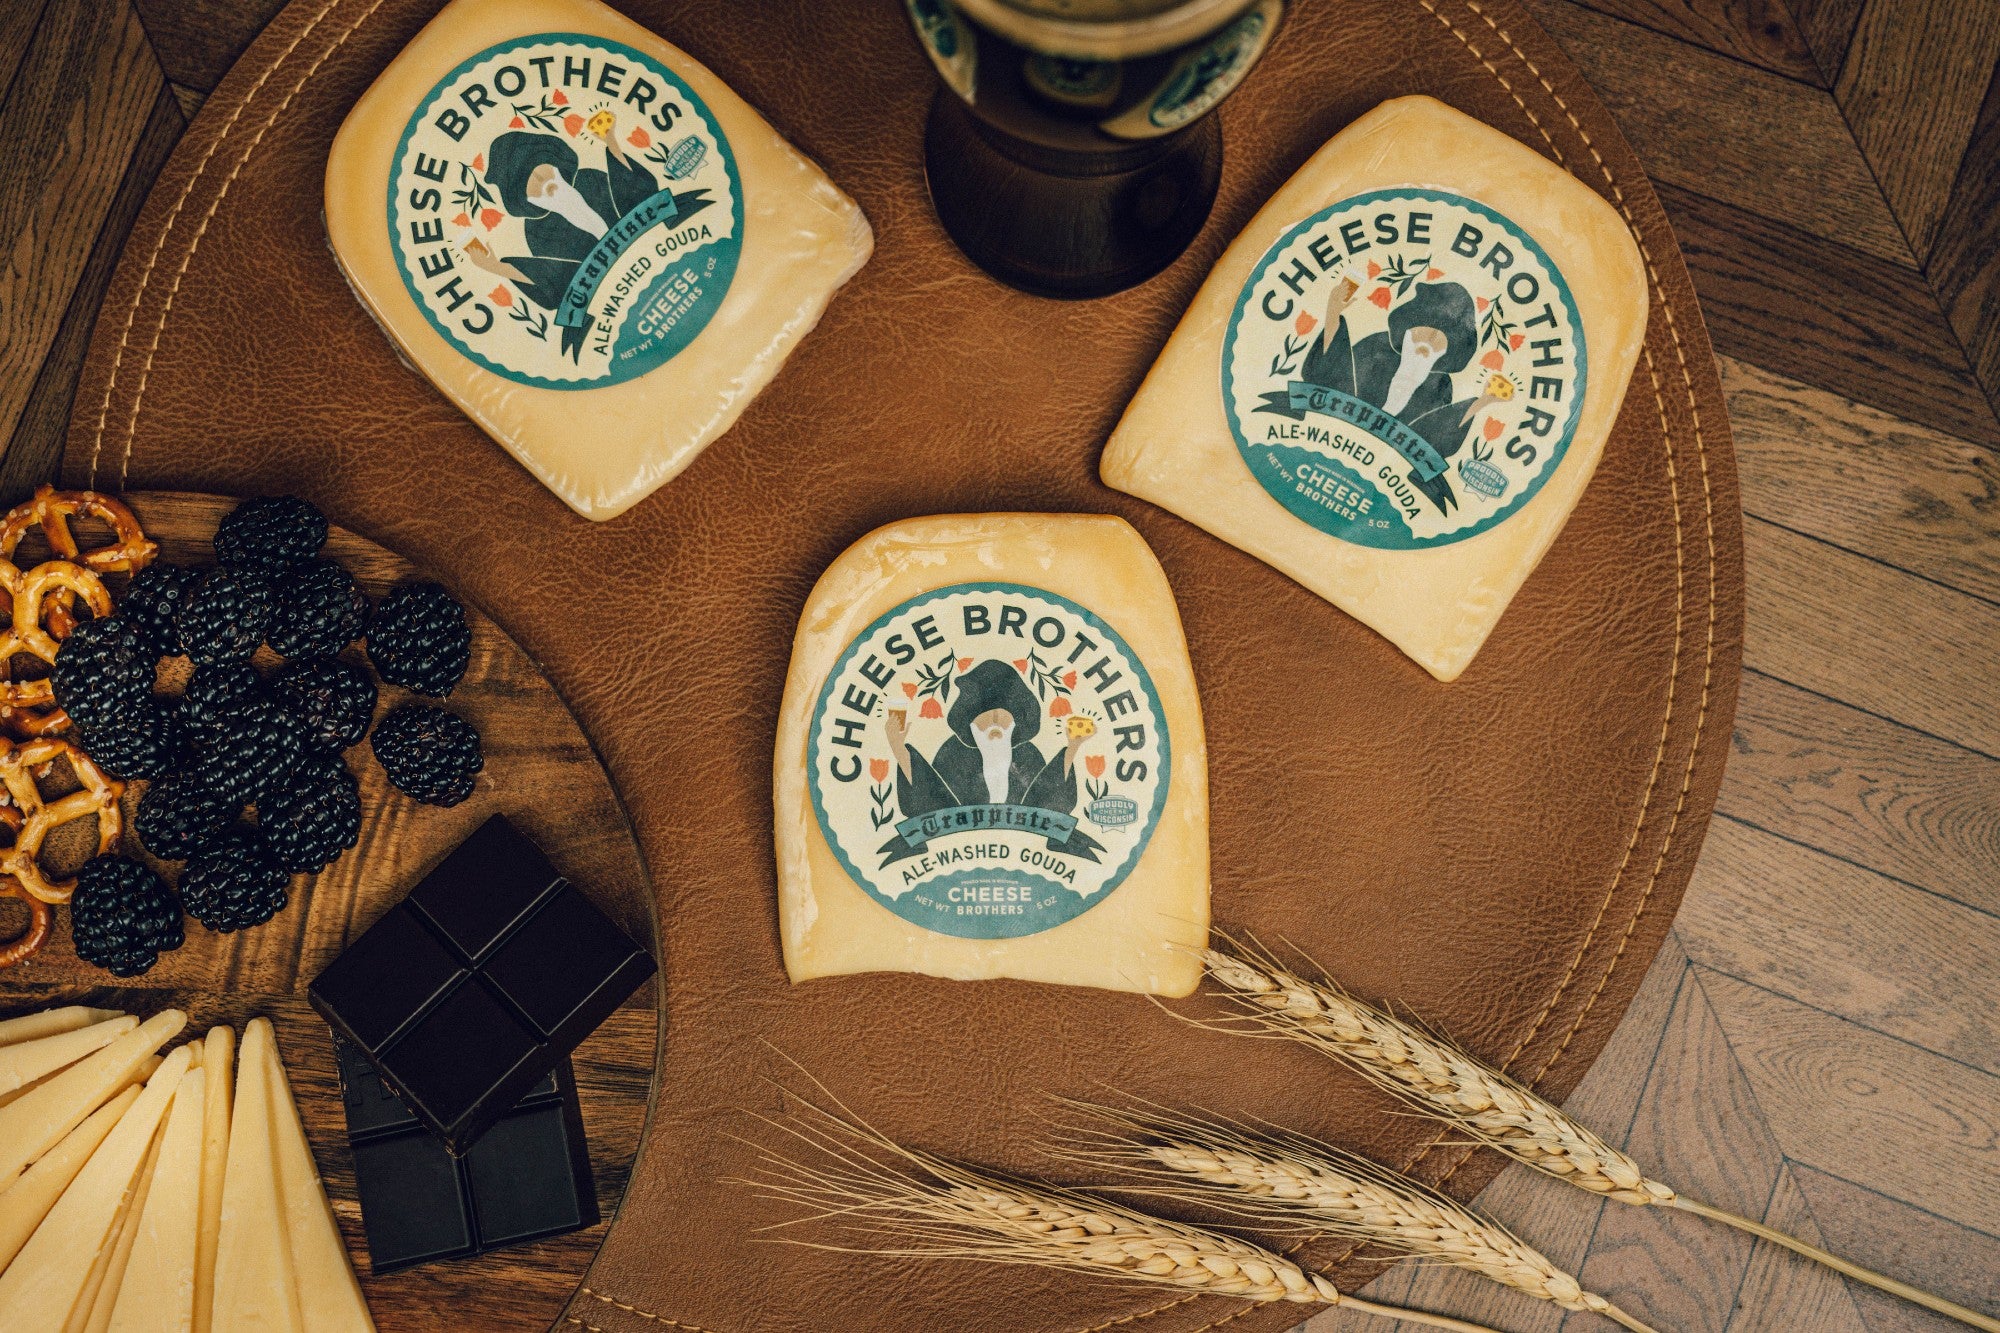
[1734,1167,1874,1333]
[0,87,185,507]
[1785,0,1869,86]
[1558,0,1819,81]
[1718,671,2000,915]
[0,493,658,1331]
[0,0,163,451]
[1720,356,2000,603]
[1928,63,2000,415]
[0,0,51,101]
[1656,184,2000,450]
[129,0,292,92]
[1526,0,1912,263]
[1789,1164,2000,1332]
[1833,0,2000,259]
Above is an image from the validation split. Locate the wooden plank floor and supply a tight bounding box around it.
[0,2,1994,1331]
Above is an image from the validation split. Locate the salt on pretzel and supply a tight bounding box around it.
[0,561,114,710]
[0,487,155,637]
[0,737,124,905]
[0,882,52,971]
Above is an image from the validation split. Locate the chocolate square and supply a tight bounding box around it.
[351,1132,476,1271]
[484,885,653,1042]
[308,814,654,1154]
[465,1103,599,1244]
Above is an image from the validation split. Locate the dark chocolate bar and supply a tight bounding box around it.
[310,813,653,1152]
[334,1037,599,1274]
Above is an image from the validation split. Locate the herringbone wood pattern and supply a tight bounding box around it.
[0,2,1992,1330]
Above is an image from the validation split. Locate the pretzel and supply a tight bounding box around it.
[0,703,70,740]
[0,560,114,710]
[0,881,51,971]
[0,488,156,637]
[0,737,125,905]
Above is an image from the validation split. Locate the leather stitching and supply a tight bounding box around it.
[87,0,1721,1326]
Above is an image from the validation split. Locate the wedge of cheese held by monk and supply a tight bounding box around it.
[0,1086,141,1271]
[776,513,1210,997]
[262,1023,374,1332]
[0,1044,190,1326]
[0,1008,123,1048]
[210,1020,302,1333]
[0,1016,138,1097]
[324,0,873,519]
[107,1064,207,1333]
[0,1010,184,1189]
[1102,96,1648,682]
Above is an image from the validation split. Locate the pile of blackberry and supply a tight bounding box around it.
[52,494,487,976]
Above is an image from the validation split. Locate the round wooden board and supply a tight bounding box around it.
[0,491,658,1333]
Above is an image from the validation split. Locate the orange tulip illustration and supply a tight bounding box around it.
[1049,697,1072,718]
[1062,671,1077,688]
[869,758,890,783]
[920,698,943,719]
[1369,288,1392,309]
[957,657,972,671]
[1294,311,1317,337]
[1480,348,1505,371]
[1085,755,1105,777]
[901,682,918,698]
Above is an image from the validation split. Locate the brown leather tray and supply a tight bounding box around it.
[60,1,1744,1329]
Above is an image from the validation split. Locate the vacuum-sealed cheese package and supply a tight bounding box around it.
[1103,96,1647,680]
[325,0,872,519]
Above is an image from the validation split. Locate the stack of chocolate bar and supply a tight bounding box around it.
[310,814,654,1273]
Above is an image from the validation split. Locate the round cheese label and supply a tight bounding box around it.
[1221,189,1587,548]
[387,33,743,390]
[807,584,1172,939]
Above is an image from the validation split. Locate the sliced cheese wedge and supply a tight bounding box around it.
[211,1021,302,1333]
[0,1008,124,1047]
[194,1026,234,1333]
[0,1011,185,1190]
[0,1086,141,1270]
[1102,95,1649,681]
[0,1017,140,1096]
[72,1105,167,1333]
[775,514,1211,996]
[0,1044,191,1326]
[108,1065,206,1333]
[263,1031,373,1332]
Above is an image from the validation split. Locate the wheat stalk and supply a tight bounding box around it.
[728,1067,1504,1332]
[1195,939,2000,1333]
[1056,1099,1657,1332]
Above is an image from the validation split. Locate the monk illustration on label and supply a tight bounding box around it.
[880,659,1104,865]
[1259,278,1482,517]
[468,118,713,362]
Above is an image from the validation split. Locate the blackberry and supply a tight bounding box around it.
[269,658,375,752]
[196,696,307,807]
[69,856,183,977]
[179,824,290,932]
[366,582,470,697]
[52,616,155,730]
[268,559,368,659]
[175,567,275,665]
[135,770,242,861]
[259,755,361,872]
[213,495,327,574]
[179,661,265,744]
[371,705,482,806]
[121,562,200,657]
[74,699,182,780]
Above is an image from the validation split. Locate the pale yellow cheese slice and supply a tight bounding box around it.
[194,1026,234,1333]
[324,0,872,520]
[108,1063,206,1333]
[0,1008,124,1048]
[0,1010,185,1189]
[0,1017,139,1096]
[72,1103,167,1333]
[262,1030,373,1332]
[210,1021,302,1333]
[775,514,1209,996]
[1102,96,1649,681]
[0,1044,191,1326]
[0,1086,141,1271]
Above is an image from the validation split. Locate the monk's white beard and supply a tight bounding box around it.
[537,178,609,238]
[974,726,1013,804]
[1383,335,1439,415]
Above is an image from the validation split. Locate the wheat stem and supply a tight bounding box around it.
[731,1063,1509,1331]
[1671,1197,2000,1332]
[1197,939,2000,1333]
[1057,1100,1656,1333]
